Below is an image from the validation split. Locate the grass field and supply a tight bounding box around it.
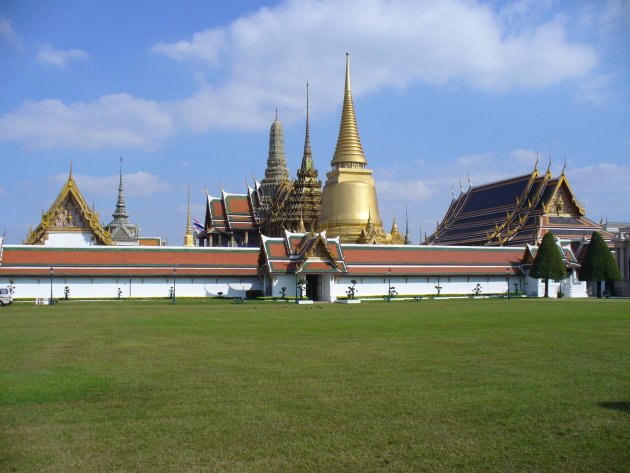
[0,299,629,472]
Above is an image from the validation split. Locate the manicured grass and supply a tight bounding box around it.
[0,299,628,472]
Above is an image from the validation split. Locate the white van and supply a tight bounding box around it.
[0,287,13,306]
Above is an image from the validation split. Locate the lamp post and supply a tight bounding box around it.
[295,272,299,304]
[49,266,54,306]
[172,268,176,305]
[387,269,392,303]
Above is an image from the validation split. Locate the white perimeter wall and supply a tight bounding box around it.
[332,275,515,301]
[2,275,263,299]
[265,274,519,302]
[3,271,588,300]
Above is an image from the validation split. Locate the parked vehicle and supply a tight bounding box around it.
[0,287,13,306]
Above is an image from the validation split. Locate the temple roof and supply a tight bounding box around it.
[203,187,260,235]
[26,169,112,245]
[2,241,534,279]
[342,244,523,276]
[0,245,259,277]
[522,240,580,268]
[259,231,346,274]
[427,165,613,246]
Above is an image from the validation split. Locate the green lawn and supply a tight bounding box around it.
[0,299,628,472]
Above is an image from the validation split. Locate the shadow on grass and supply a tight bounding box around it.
[599,401,630,412]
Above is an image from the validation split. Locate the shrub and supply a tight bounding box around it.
[245,290,263,300]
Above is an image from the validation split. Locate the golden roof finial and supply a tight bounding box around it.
[297,209,306,233]
[365,206,374,231]
[561,158,567,176]
[184,184,194,247]
[331,52,367,166]
[390,216,399,234]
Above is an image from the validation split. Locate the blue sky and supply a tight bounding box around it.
[1,0,629,244]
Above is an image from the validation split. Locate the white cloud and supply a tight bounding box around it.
[376,179,433,203]
[162,0,597,132]
[0,94,174,150]
[0,16,23,49]
[0,0,599,150]
[152,28,225,64]
[509,148,540,166]
[568,163,630,195]
[575,74,616,107]
[597,0,630,32]
[456,152,497,167]
[37,44,90,67]
[50,172,172,197]
[375,152,630,235]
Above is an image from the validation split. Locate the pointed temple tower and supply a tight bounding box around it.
[404,206,413,244]
[284,82,322,232]
[318,53,384,242]
[105,158,140,245]
[183,186,195,247]
[260,110,292,216]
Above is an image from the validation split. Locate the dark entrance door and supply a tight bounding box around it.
[306,275,320,301]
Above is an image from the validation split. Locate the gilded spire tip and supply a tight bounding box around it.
[331,52,366,166]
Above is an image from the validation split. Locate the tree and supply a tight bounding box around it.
[529,232,567,298]
[578,231,621,298]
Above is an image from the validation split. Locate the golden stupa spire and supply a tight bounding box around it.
[184,184,194,247]
[390,216,399,234]
[318,53,384,243]
[331,53,367,167]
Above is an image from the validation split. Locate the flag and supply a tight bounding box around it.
[193,218,204,233]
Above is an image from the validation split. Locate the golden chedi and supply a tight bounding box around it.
[318,53,384,243]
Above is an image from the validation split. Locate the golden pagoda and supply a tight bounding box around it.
[318,53,385,243]
[183,186,195,247]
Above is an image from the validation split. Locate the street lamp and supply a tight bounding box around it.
[49,266,54,306]
[172,268,176,305]
[388,269,392,303]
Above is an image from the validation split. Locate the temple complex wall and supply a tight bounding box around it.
[332,276,513,301]
[4,275,263,300]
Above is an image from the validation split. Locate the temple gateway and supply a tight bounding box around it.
[1,55,627,300]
